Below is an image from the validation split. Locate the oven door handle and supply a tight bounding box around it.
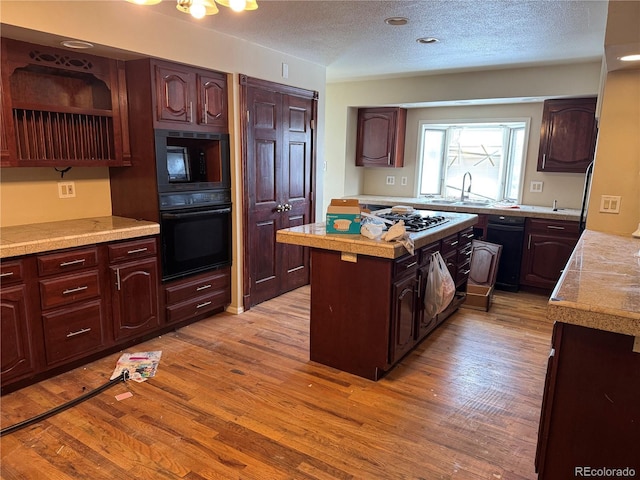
[162,207,231,219]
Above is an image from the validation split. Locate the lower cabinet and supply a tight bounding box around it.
[164,267,231,324]
[520,218,580,290]
[1,235,230,393]
[310,226,473,380]
[0,258,38,384]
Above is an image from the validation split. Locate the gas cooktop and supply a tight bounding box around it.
[374,211,450,232]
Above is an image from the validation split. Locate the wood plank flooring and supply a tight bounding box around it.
[1,287,553,480]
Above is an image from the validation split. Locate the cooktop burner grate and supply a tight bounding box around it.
[375,212,450,232]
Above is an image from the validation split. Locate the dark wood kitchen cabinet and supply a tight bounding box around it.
[108,238,160,341]
[390,253,419,363]
[37,247,107,367]
[520,218,580,291]
[355,107,407,167]
[537,97,597,173]
[164,267,230,325]
[0,258,38,384]
[0,37,131,167]
[144,59,228,132]
[535,322,640,479]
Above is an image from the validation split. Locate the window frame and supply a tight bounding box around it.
[415,118,531,203]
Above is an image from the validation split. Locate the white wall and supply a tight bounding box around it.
[325,62,602,212]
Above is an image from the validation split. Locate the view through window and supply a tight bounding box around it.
[418,121,527,203]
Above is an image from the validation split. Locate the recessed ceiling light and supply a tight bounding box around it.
[619,54,640,62]
[60,40,94,49]
[384,17,408,26]
[416,37,439,44]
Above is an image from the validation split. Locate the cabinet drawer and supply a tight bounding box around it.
[165,268,230,306]
[459,227,474,246]
[108,237,157,263]
[0,259,24,284]
[37,247,98,276]
[458,243,473,265]
[393,253,419,279]
[441,233,460,254]
[165,288,230,324]
[527,218,580,236]
[39,271,101,310]
[419,241,440,266]
[42,299,105,366]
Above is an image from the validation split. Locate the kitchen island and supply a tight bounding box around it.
[277,210,477,380]
[535,230,640,479]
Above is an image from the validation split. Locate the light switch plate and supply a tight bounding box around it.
[58,181,76,198]
[599,195,621,213]
[386,176,395,185]
[530,181,543,193]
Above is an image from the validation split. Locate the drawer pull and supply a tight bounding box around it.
[547,225,566,230]
[60,259,86,267]
[405,261,418,269]
[449,240,459,246]
[66,327,92,338]
[196,301,212,309]
[63,285,88,295]
[0,271,14,278]
[196,284,212,291]
[461,268,471,276]
[127,247,149,255]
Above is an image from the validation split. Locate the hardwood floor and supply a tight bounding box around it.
[1,287,553,480]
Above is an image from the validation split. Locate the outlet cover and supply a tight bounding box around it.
[58,181,76,198]
[401,176,408,186]
[530,181,543,193]
[386,176,395,185]
[599,195,621,213]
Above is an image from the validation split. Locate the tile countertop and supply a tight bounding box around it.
[0,216,160,259]
[548,230,640,337]
[348,195,581,221]
[277,212,477,259]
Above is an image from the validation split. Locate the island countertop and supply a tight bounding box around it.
[548,229,640,337]
[276,211,477,259]
[0,216,160,259]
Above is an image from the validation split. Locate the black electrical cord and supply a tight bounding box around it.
[0,370,129,437]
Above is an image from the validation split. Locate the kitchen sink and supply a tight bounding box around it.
[455,200,491,207]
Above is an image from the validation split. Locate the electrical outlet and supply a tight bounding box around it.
[530,181,543,193]
[599,195,621,213]
[401,176,408,186]
[58,181,76,198]
[386,176,395,186]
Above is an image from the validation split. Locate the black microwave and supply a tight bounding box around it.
[155,129,230,193]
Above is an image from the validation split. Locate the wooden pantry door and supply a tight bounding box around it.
[240,76,317,308]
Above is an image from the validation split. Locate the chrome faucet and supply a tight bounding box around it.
[460,171,472,201]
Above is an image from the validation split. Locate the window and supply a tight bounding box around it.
[418,121,528,202]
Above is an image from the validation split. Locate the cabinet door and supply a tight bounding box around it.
[198,72,228,130]
[537,97,597,173]
[390,274,417,363]
[520,233,576,289]
[154,63,196,126]
[355,107,406,167]
[111,257,160,340]
[1,284,36,383]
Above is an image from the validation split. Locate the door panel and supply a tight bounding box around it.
[243,77,316,308]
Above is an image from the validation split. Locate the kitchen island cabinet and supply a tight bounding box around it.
[535,230,640,479]
[277,212,477,380]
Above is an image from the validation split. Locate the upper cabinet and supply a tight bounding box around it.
[356,107,406,168]
[0,38,131,167]
[150,59,228,132]
[537,97,597,173]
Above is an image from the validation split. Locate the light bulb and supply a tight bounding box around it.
[190,2,206,18]
[229,0,247,12]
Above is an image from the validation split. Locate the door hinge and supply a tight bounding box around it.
[247,110,250,123]
[311,119,315,130]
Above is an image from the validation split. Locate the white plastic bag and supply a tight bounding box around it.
[424,251,456,318]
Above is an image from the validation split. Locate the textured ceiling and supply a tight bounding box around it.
[151,0,610,81]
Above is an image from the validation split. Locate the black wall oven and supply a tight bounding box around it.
[159,190,231,281]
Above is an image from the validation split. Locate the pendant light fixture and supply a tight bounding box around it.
[126,0,258,18]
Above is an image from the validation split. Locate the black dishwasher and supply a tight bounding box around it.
[486,215,525,292]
